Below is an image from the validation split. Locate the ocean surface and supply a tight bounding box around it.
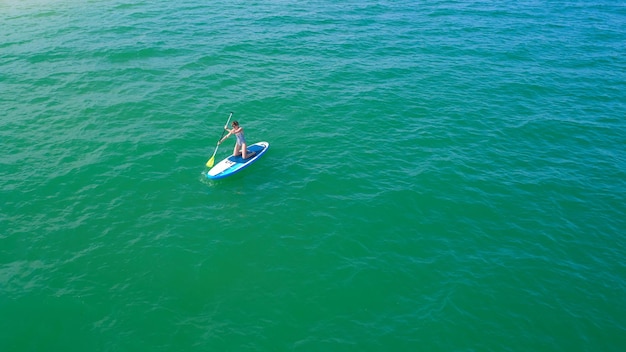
[2,0,625,350]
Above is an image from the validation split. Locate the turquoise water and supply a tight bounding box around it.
[2,0,626,350]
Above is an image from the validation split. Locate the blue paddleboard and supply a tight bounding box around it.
[206,141,269,180]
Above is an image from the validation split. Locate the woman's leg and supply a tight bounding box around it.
[242,143,256,159]
[233,143,242,156]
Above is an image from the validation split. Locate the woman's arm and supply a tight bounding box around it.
[218,130,232,144]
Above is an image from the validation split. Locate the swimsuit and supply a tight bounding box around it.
[235,131,246,145]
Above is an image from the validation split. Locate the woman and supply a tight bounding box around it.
[218,120,255,159]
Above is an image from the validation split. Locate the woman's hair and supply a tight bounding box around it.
[232,121,239,126]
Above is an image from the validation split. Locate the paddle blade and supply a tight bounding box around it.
[206,155,215,168]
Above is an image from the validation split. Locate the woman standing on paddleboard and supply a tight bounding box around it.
[218,121,255,159]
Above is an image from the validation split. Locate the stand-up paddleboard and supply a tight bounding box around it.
[206,141,269,180]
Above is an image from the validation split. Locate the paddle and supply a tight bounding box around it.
[206,112,233,168]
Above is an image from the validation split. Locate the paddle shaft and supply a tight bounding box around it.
[216,112,233,145]
[207,112,233,166]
